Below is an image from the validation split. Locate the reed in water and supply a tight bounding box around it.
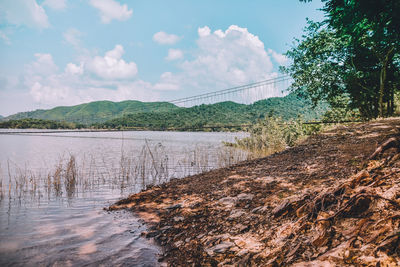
[0,143,249,203]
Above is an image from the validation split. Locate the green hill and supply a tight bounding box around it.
[0,118,83,129]
[5,100,178,124]
[3,94,328,129]
[98,94,328,130]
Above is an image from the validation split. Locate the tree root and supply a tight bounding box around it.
[369,136,400,160]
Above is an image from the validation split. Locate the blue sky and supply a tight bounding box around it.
[0,0,324,116]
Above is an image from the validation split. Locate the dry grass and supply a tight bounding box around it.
[0,143,249,202]
[226,117,324,157]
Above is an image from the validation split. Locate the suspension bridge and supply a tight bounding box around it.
[0,75,354,134]
[168,75,293,107]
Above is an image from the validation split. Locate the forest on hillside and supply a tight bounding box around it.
[1,93,328,130]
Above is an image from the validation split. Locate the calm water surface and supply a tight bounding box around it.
[0,130,247,266]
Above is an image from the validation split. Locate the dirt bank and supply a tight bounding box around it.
[109,118,400,266]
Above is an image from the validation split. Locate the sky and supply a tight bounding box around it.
[0,0,324,116]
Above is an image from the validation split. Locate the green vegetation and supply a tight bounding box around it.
[0,118,83,129]
[285,0,400,119]
[5,100,178,124]
[1,94,328,130]
[96,93,328,130]
[225,116,322,156]
[4,94,327,130]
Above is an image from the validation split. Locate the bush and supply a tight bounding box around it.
[226,116,321,157]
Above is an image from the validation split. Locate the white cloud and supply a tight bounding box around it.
[63,28,83,48]
[6,24,284,113]
[153,72,179,91]
[43,0,67,10]
[0,0,50,29]
[197,26,211,37]
[29,79,160,108]
[165,49,183,61]
[87,45,137,80]
[153,31,181,45]
[23,52,158,108]
[26,53,58,76]
[172,25,276,92]
[65,62,84,75]
[268,49,289,66]
[89,0,132,23]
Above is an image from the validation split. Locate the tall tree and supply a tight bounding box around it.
[289,0,400,118]
[324,0,400,117]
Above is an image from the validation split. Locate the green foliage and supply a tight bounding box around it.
[3,94,329,130]
[0,118,83,129]
[226,116,321,156]
[321,95,361,122]
[97,93,328,130]
[281,20,348,108]
[5,100,178,124]
[285,0,400,119]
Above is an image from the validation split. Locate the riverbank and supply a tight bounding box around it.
[109,118,400,266]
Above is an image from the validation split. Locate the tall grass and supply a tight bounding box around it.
[0,143,249,203]
[225,116,322,157]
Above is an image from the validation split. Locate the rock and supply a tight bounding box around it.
[206,241,235,256]
[237,193,254,201]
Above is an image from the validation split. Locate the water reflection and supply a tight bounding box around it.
[0,130,248,266]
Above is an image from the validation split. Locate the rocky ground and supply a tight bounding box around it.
[108,118,400,266]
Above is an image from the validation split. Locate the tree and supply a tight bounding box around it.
[281,20,349,109]
[288,0,400,118]
[323,0,400,117]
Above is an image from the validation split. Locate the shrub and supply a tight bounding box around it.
[226,116,321,157]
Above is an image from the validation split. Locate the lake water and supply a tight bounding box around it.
[0,130,248,266]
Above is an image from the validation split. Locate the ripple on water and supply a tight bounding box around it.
[0,197,161,266]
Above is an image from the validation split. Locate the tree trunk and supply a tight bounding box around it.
[378,47,394,117]
[379,64,387,117]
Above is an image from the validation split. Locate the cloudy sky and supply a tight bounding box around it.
[0,0,323,116]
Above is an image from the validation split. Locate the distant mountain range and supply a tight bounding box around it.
[99,93,328,129]
[2,94,328,129]
[5,100,178,124]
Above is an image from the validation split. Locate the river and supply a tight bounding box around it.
[0,130,248,266]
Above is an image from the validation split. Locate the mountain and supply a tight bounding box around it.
[4,94,328,129]
[5,100,178,124]
[99,94,328,130]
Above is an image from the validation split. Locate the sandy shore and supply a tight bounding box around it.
[109,118,400,266]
